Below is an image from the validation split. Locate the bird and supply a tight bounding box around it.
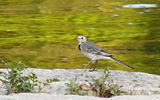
[75,36,134,72]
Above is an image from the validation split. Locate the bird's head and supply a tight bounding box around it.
[75,36,88,43]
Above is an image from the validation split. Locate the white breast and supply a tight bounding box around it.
[81,50,112,61]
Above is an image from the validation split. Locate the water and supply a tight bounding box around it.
[0,0,160,75]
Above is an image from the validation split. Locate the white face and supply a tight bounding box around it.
[75,36,88,43]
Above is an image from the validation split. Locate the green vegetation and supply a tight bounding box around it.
[89,67,124,97]
[0,58,59,94]
[66,74,87,95]
[66,67,124,98]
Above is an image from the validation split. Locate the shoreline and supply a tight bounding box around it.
[0,68,160,100]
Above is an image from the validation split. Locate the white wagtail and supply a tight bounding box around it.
[75,36,134,72]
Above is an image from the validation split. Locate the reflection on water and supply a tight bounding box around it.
[122,4,157,8]
[0,0,160,75]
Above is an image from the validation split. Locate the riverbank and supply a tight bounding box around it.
[0,68,160,100]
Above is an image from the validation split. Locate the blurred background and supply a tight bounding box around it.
[0,0,160,75]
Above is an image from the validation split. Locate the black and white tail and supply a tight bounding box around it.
[111,58,134,69]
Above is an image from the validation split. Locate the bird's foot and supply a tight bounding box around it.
[89,69,97,72]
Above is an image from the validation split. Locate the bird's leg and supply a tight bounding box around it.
[84,60,91,69]
[89,60,95,72]
[93,60,98,71]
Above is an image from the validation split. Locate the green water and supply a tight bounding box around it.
[0,0,160,75]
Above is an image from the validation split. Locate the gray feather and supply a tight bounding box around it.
[112,58,134,69]
[82,41,112,57]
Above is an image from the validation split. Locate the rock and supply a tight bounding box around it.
[0,68,160,100]
[0,88,7,95]
[0,93,160,100]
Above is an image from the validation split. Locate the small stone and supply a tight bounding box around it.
[6,29,11,32]
[95,4,100,7]
[128,23,133,25]
[63,58,68,60]
[145,10,150,13]
[138,12,144,14]
[112,14,119,17]
[90,28,95,30]
[115,8,120,10]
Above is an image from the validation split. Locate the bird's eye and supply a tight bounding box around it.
[81,37,83,39]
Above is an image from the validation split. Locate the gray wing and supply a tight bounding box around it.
[82,41,112,57]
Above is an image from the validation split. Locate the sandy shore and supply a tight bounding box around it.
[0,68,160,100]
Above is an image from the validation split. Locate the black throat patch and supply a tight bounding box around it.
[78,42,85,51]
[78,44,81,51]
